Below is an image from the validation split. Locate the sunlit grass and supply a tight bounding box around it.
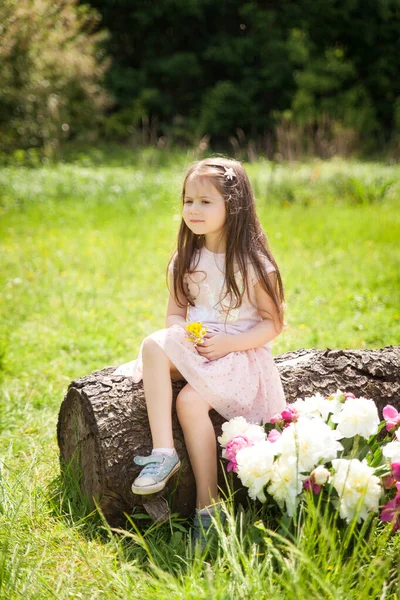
[0,152,399,597]
[1,466,399,598]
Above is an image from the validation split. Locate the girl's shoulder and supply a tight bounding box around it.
[246,252,276,286]
[168,249,202,273]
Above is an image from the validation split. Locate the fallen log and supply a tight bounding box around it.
[57,345,400,526]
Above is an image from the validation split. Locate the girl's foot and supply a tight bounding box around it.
[192,505,227,553]
[131,450,181,495]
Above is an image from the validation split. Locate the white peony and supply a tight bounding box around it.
[292,392,343,422]
[331,397,380,439]
[328,389,347,402]
[236,441,276,502]
[245,423,269,442]
[267,455,305,517]
[331,458,382,522]
[274,417,343,473]
[218,416,266,448]
[312,465,330,485]
[382,429,400,463]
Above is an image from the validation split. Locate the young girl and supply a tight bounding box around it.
[114,157,286,545]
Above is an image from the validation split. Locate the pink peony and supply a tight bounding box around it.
[382,474,396,489]
[382,405,400,432]
[380,482,400,532]
[225,435,254,473]
[344,392,356,400]
[269,413,282,425]
[391,462,400,481]
[303,477,321,495]
[281,406,297,422]
[227,460,237,473]
[267,429,281,443]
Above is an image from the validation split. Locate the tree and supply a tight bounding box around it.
[284,0,400,154]
[0,0,112,155]
[85,0,400,155]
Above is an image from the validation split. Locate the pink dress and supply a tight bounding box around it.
[114,246,286,424]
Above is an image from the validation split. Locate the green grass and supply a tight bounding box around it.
[0,153,399,598]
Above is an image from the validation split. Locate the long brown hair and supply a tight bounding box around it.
[167,157,285,326]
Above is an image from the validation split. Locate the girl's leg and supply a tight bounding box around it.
[132,338,183,494]
[176,384,218,509]
[142,337,181,448]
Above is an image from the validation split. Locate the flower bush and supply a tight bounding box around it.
[218,391,400,531]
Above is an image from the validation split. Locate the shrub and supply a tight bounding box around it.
[0,0,113,156]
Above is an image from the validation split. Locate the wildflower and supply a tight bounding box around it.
[186,321,208,345]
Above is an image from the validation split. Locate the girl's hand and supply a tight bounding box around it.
[195,333,234,361]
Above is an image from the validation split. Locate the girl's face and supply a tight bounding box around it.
[183,175,227,243]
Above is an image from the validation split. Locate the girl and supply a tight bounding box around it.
[114,157,286,545]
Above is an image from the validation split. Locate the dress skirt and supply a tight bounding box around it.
[114,324,286,424]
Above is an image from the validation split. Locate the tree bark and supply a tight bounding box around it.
[57,345,400,526]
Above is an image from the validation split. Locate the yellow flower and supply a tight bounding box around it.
[186,321,208,345]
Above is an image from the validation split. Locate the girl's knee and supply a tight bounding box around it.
[142,337,180,376]
[142,336,161,359]
[176,385,210,417]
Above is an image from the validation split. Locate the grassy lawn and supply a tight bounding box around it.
[0,154,399,598]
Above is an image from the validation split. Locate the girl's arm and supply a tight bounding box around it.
[197,272,283,361]
[229,319,282,352]
[166,271,188,329]
[230,273,283,352]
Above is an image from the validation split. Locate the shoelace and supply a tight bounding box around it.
[139,459,164,477]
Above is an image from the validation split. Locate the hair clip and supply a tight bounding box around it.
[223,167,236,181]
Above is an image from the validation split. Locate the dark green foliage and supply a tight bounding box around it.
[88,0,400,155]
[2,0,399,155]
[91,0,295,148]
